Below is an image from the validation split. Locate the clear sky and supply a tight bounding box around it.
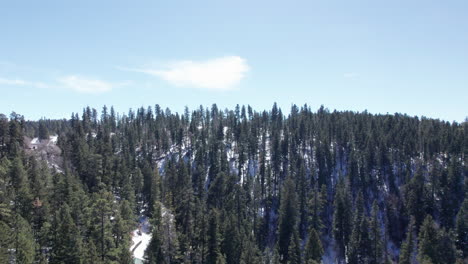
[0,0,467,122]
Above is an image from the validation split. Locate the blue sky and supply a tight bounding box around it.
[0,0,467,122]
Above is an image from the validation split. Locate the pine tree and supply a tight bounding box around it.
[399,218,415,264]
[133,168,144,210]
[348,193,371,264]
[0,114,8,157]
[446,158,464,227]
[84,240,101,264]
[332,178,352,259]
[0,219,11,263]
[418,215,439,263]
[239,238,261,264]
[278,176,298,263]
[369,201,382,264]
[287,228,301,264]
[38,120,50,140]
[304,228,323,263]
[455,198,467,258]
[118,240,133,264]
[308,184,326,233]
[7,114,23,158]
[11,158,33,220]
[222,214,241,264]
[297,160,308,239]
[417,214,457,264]
[0,103,465,264]
[160,206,180,263]
[50,203,83,264]
[145,202,165,264]
[90,190,114,262]
[174,159,194,247]
[207,209,224,264]
[435,228,457,264]
[0,168,12,263]
[149,167,162,217]
[271,248,281,264]
[14,215,36,264]
[405,166,427,229]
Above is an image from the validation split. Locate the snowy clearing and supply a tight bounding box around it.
[130,216,152,262]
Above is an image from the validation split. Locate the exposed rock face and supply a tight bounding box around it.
[24,135,63,172]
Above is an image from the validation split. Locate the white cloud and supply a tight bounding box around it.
[0,77,50,89]
[58,75,114,94]
[124,56,249,91]
[0,76,118,94]
[0,77,27,85]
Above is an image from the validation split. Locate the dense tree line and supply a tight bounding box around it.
[0,104,466,263]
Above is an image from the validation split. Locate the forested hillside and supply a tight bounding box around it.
[0,104,466,264]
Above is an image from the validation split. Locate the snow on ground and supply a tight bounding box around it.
[49,135,58,144]
[131,216,152,262]
[31,137,39,144]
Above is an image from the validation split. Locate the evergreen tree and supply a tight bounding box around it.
[239,238,261,264]
[84,240,101,264]
[11,158,33,220]
[304,228,323,263]
[90,190,114,262]
[405,166,427,229]
[417,214,457,264]
[38,120,50,140]
[207,209,224,264]
[0,220,10,263]
[0,105,465,264]
[14,215,36,264]
[287,229,301,264]
[118,240,133,264]
[369,201,382,264]
[348,193,371,264]
[222,214,242,264]
[145,202,165,264]
[0,168,12,263]
[149,167,162,217]
[278,176,298,263]
[50,203,83,264]
[333,178,352,259]
[455,198,467,258]
[399,218,415,264]
[308,184,326,233]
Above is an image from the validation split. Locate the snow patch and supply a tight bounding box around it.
[49,135,58,144]
[131,216,152,262]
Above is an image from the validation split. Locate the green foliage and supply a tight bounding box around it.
[369,201,383,264]
[304,228,323,263]
[308,184,326,233]
[38,120,50,140]
[404,166,428,229]
[11,158,33,219]
[207,209,223,264]
[399,218,415,264]
[0,105,465,264]
[333,178,352,259]
[417,215,457,264]
[287,229,301,264]
[0,220,11,263]
[50,203,83,264]
[348,193,371,264]
[15,215,36,264]
[278,176,298,263]
[145,202,164,264]
[455,198,467,258]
